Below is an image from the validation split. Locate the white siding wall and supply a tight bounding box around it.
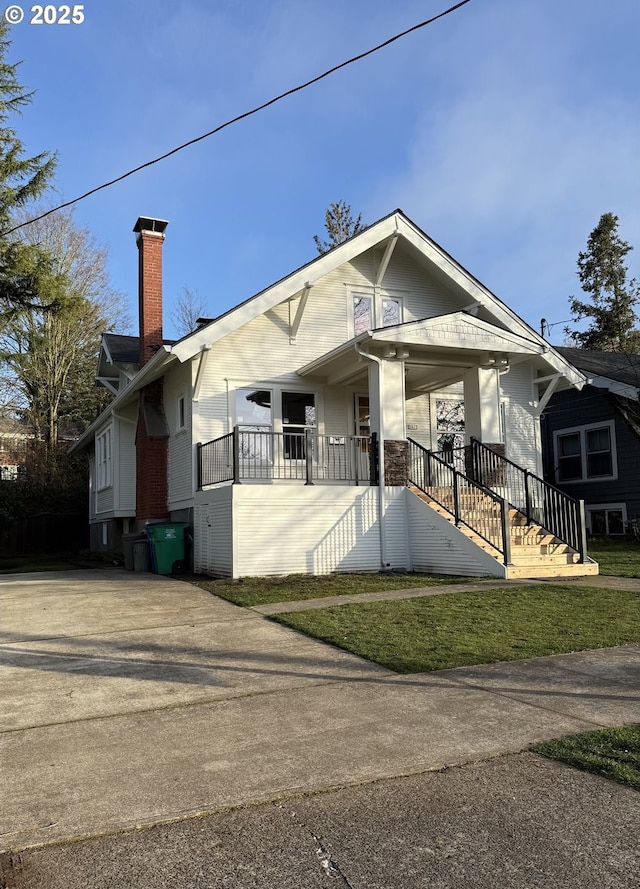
[233,486,383,576]
[500,364,540,473]
[408,491,505,577]
[193,485,408,577]
[117,416,136,513]
[373,244,464,320]
[406,393,432,448]
[194,485,233,576]
[165,361,193,507]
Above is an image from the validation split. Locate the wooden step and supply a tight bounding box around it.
[506,561,599,579]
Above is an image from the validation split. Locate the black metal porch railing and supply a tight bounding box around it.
[197,428,375,488]
[469,438,587,562]
[408,438,510,564]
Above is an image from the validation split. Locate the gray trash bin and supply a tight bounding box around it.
[122,532,146,571]
[133,538,150,572]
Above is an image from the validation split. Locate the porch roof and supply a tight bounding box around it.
[297,312,585,393]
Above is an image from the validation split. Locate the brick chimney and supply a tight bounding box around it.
[134,216,170,524]
[134,216,169,367]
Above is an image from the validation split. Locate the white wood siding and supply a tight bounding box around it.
[406,393,432,448]
[117,416,136,513]
[165,362,193,507]
[408,491,505,577]
[380,488,410,568]
[376,244,466,320]
[500,364,539,473]
[194,486,233,576]
[233,486,382,576]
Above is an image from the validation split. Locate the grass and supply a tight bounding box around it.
[586,537,640,577]
[272,585,640,673]
[533,725,640,791]
[193,572,457,607]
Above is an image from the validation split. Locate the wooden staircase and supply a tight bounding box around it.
[409,485,599,579]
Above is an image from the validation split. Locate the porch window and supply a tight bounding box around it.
[236,389,273,463]
[554,421,616,483]
[282,391,316,459]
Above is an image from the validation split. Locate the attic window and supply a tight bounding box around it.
[354,295,372,335]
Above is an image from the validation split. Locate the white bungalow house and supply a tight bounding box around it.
[70,211,598,579]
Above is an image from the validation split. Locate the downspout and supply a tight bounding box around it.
[354,342,390,569]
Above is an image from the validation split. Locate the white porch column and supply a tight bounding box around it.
[367,358,406,440]
[463,367,501,443]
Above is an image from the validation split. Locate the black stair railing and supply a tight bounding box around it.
[470,438,587,562]
[408,438,511,565]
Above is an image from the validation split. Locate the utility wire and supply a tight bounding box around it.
[2,0,473,237]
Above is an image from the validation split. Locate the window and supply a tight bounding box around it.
[352,292,403,335]
[554,421,616,483]
[587,504,626,536]
[177,395,186,431]
[282,391,315,460]
[354,295,373,335]
[96,428,112,490]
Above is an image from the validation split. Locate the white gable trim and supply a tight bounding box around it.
[369,313,545,355]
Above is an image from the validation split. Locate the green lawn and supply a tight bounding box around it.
[273,585,640,673]
[194,572,457,607]
[533,725,640,791]
[587,538,640,577]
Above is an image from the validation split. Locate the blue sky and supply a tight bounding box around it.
[9,0,640,342]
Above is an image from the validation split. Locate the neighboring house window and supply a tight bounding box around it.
[353,292,403,335]
[0,464,18,480]
[177,395,186,431]
[96,428,112,490]
[554,421,617,483]
[587,503,626,536]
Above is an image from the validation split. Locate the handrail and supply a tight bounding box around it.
[470,438,587,562]
[408,438,510,564]
[198,428,373,488]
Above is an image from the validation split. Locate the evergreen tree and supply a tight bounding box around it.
[313,200,366,254]
[0,20,57,319]
[565,213,640,352]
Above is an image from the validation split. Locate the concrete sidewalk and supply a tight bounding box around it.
[1,569,639,855]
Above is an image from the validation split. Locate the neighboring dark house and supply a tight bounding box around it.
[541,348,640,535]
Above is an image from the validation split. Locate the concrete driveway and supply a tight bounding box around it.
[1,569,639,858]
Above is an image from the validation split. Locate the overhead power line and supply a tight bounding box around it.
[2,0,473,237]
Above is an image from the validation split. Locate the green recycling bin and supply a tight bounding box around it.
[146,523,189,575]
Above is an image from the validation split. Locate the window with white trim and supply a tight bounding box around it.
[352,292,403,336]
[553,420,617,483]
[96,427,112,490]
[587,503,626,536]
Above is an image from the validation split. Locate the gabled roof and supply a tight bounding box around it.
[103,334,140,365]
[170,209,583,387]
[557,347,640,389]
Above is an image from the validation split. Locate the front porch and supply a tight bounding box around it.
[194,429,598,580]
